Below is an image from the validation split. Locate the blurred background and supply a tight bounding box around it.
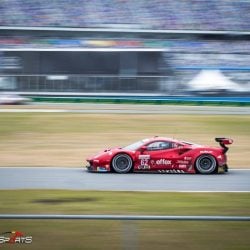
[0,0,250,98]
[0,2,250,250]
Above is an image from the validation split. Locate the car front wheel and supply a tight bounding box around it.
[112,154,133,173]
[195,154,217,174]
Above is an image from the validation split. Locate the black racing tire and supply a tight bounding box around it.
[195,154,217,174]
[111,154,133,173]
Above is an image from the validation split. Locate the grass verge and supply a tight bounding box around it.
[0,113,249,167]
[0,190,249,250]
[0,190,250,215]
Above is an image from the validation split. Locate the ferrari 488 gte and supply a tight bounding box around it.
[86,137,233,174]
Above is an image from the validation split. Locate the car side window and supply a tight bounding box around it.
[146,141,172,151]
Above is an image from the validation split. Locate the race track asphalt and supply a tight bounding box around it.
[0,167,249,192]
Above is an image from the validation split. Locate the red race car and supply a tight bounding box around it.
[86,137,233,174]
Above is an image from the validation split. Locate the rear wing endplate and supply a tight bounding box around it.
[215,137,233,153]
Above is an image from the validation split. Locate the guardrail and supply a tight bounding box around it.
[29,95,250,106]
[1,214,250,221]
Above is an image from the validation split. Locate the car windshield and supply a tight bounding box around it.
[123,139,148,151]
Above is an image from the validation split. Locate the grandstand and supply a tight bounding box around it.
[0,0,250,31]
[0,0,249,96]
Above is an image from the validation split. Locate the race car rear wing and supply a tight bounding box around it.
[215,137,233,153]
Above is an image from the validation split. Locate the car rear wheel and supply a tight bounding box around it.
[112,154,133,173]
[195,154,217,174]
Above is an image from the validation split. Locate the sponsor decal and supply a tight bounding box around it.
[217,155,222,159]
[177,160,189,164]
[138,165,150,170]
[200,150,212,154]
[178,164,187,169]
[156,159,171,165]
[150,160,155,165]
[0,231,32,245]
[184,156,192,160]
[139,155,150,159]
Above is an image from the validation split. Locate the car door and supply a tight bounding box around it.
[142,141,175,170]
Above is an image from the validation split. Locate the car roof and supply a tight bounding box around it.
[146,136,182,144]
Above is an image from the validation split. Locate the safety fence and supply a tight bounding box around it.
[1,214,250,221]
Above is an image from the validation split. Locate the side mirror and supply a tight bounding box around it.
[139,146,147,153]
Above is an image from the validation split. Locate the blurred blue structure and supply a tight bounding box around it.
[0,0,249,97]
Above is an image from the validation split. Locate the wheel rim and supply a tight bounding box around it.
[112,154,132,173]
[196,155,216,174]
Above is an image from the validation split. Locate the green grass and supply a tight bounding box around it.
[0,113,250,135]
[1,220,249,250]
[0,190,250,215]
[0,190,249,250]
[0,113,250,167]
